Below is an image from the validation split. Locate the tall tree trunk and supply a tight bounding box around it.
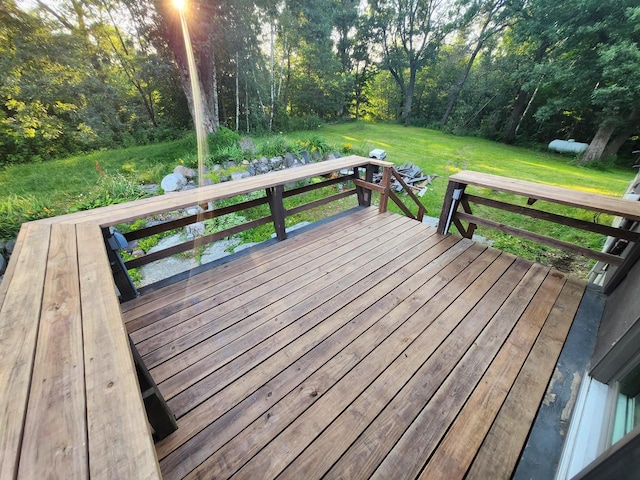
[245,79,250,133]
[401,64,416,122]
[602,108,640,158]
[504,90,528,143]
[235,52,240,132]
[580,123,617,164]
[269,21,275,132]
[154,2,217,133]
[441,40,483,127]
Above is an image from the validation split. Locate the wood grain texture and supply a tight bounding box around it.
[0,223,50,480]
[39,156,392,227]
[417,270,569,480]
[466,276,586,480]
[77,224,161,480]
[18,223,87,479]
[450,170,640,220]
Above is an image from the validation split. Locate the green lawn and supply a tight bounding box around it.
[1,121,635,276]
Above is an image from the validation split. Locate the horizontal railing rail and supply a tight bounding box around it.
[96,156,417,299]
[438,170,640,287]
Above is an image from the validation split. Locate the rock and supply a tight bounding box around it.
[311,150,322,161]
[231,170,251,181]
[299,151,311,164]
[241,160,250,165]
[5,240,16,255]
[179,183,197,191]
[223,161,237,169]
[247,165,256,176]
[132,249,145,257]
[284,152,297,168]
[0,254,7,276]
[269,156,284,169]
[202,176,214,186]
[331,151,342,158]
[325,153,336,161]
[140,184,160,195]
[139,256,198,288]
[255,162,271,174]
[211,164,221,171]
[161,173,187,192]
[174,165,197,180]
[185,222,205,239]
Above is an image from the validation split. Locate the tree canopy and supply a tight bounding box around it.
[1,0,639,165]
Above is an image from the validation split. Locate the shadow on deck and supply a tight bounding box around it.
[122,207,586,480]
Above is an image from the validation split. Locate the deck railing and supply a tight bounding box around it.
[103,157,427,300]
[437,170,640,292]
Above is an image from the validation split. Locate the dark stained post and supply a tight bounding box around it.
[437,179,467,234]
[267,185,287,240]
[129,337,177,440]
[363,164,375,207]
[102,227,138,302]
[379,166,392,213]
[353,166,365,206]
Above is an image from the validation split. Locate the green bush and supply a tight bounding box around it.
[295,134,333,154]
[71,174,147,211]
[0,194,56,238]
[208,127,241,153]
[258,135,295,158]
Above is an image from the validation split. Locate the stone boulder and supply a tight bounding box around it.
[161,172,187,192]
[231,170,251,181]
[174,165,197,180]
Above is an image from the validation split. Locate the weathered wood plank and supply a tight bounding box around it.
[40,157,393,228]
[0,223,50,480]
[18,224,87,479]
[466,276,585,480]
[123,207,380,328]
[137,214,410,364]
[230,248,504,479]
[179,242,489,480]
[456,211,624,266]
[155,218,423,403]
[280,256,532,480]
[450,170,640,221]
[324,261,548,480]
[466,194,640,242]
[416,271,570,480]
[157,234,466,479]
[77,224,161,480]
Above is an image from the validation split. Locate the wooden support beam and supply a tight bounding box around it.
[465,194,640,243]
[102,228,138,302]
[363,164,375,207]
[389,190,416,220]
[267,185,287,241]
[379,166,392,214]
[455,212,624,266]
[437,181,466,234]
[128,337,177,440]
[286,189,357,216]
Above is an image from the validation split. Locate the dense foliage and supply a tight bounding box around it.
[1,0,639,165]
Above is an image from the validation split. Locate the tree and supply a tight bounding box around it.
[440,0,518,126]
[368,0,451,122]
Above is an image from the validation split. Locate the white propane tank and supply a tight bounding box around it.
[548,139,589,154]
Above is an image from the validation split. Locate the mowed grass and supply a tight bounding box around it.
[1,121,635,275]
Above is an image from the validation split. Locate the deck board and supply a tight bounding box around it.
[121,208,586,480]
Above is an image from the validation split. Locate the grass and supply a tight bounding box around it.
[1,121,635,276]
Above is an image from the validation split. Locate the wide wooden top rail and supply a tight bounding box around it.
[0,155,392,479]
[37,156,393,228]
[448,170,640,221]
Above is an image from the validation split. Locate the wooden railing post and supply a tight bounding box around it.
[363,164,375,207]
[102,227,138,302]
[437,180,466,234]
[379,166,392,213]
[267,185,287,240]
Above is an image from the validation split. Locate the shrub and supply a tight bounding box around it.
[258,135,295,158]
[0,194,56,238]
[72,174,147,211]
[296,134,333,154]
[208,127,241,153]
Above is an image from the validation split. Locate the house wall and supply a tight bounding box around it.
[591,256,640,383]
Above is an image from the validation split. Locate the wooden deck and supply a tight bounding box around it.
[122,207,586,480]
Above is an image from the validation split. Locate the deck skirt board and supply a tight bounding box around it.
[120,209,586,480]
